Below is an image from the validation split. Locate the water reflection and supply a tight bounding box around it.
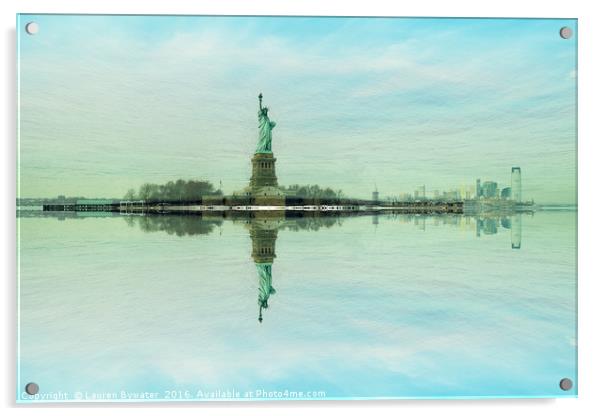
[247,215,280,322]
[123,214,223,236]
[16,211,528,254]
[18,209,529,323]
[120,212,526,321]
[16,208,576,398]
[256,264,275,323]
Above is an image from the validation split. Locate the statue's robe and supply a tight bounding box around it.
[256,110,276,153]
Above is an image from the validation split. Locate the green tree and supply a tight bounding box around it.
[283,184,344,200]
[132,179,222,202]
[124,188,137,200]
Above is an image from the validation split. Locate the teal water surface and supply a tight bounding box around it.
[17,211,577,401]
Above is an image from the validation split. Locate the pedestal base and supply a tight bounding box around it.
[250,153,278,189]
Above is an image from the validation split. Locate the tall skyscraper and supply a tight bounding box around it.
[372,186,379,202]
[511,167,522,202]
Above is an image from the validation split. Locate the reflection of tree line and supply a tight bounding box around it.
[280,215,342,232]
[123,211,353,236]
[16,209,349,234]
[123,214,223,237]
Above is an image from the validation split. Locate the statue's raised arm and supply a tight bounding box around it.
[255,93,276,154]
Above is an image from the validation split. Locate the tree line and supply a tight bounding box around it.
[124,179,222,202]
[281,184,344,199]
[123,180,345,202]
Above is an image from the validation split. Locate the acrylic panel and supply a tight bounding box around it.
[16,15,577,402]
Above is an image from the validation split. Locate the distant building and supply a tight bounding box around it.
[481,181,498,199]
[511,167,522,202]
[501,187,512,200]
[372,186,379,202]
[400,193,412,201]
[415,185,426,200]
[443,190,460,201]
[476,179,482,198]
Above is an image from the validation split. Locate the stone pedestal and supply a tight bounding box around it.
[249,152,285,205]
[250,153,278,189]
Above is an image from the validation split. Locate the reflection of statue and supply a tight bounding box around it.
[256,263,276,323]
[248,216,280,322]
[256,93,276,154]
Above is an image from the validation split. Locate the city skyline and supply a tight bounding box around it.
[18,16,577,204]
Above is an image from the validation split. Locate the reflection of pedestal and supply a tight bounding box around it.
[250,225,278,264]
[249,153,285,205]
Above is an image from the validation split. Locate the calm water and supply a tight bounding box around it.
[17,211,577,401]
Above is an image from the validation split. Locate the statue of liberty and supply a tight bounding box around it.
[256,263,276,323]
[256,93,277,154]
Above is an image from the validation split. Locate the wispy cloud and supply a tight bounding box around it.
[18,16,576,204]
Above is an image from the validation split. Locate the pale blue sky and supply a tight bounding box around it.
[18,15,577,204]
